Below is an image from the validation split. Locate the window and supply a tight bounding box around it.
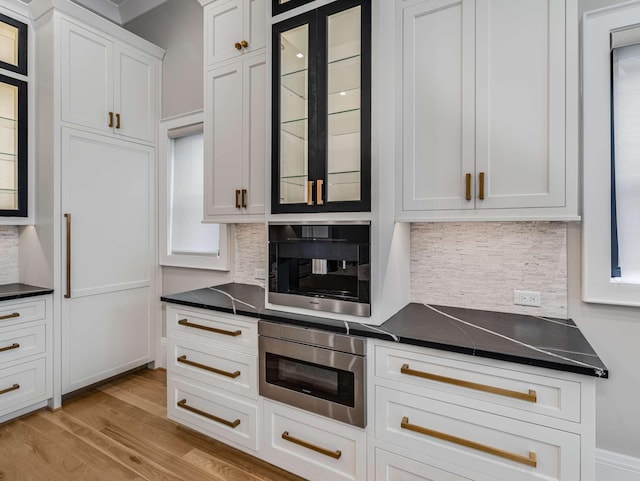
[159,111,229,270]
[583,4,640,306]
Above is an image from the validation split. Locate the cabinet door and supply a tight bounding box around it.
[114,45,157,143]
[475,0,565,209]
[204,62,244,219]
[60,19,114,134]
[206,0,243,66]
[245,0,267,55]
[401,0,475,212]
[61,128,154,394]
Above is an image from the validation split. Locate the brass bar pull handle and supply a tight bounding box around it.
[317,179,324,205]
[235,42,242,50]
[64,213,72,299]
[240,40,248,48]
[0,312,19,321]
[177,399,240,428]
[178,319,241,337]
[115,113,121,129]
[401,417,537,467]
[177,355,240,379]
[307,181,314,206]
[281,431,342,459]
[0,384,19,396]
[235,189,241,209]
[241,189,247,208]
[0,343,19,353]
[108,111,114,127]
[400,364,537,403]
[465,173,471,201]
[479,172,485,200]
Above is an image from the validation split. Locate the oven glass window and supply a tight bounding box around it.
[265,352,355,407]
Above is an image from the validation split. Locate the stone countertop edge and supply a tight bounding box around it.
[161,283,609,379]
[0,283,54,302]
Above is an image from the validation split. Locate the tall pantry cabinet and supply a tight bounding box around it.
[27,1,163,400]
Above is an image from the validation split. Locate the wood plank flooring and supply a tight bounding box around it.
[0,369,307,481]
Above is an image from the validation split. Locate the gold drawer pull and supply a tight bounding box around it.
[177,355,240,378]
[400,364,537,403]
[465,173,471,201]
[177,399,240,428]
[281,431,342,459]
[401,417,537,468]
[479,172,485,200]
[178,319,241,337]
[0,312,20,321]
[0,384,19,396]
[307,180,314,205]
[0,343,20,353]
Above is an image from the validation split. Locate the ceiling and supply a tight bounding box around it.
[21,0,171,24]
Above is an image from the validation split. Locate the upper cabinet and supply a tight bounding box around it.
[205,0,266,66]
[397,0,579,221]
[0,13,28,220]
[60,19,158,144]
[271,0,371,213]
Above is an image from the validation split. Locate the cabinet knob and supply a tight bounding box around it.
[235,42,242,50]
[240,40,248,48]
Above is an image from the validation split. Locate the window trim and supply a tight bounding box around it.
[583,2,640,307]
[158,110,230,270]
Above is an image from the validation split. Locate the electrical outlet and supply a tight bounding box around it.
[254,268,266,280]
[514,290,541,307]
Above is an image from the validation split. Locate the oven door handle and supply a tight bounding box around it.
[281,431,342,459]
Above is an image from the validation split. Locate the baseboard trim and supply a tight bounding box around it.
[597,449,640,481]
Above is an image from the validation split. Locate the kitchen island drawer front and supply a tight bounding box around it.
[263,399,367,481]
[375,386,580,481]
[0,299,46,327]
[375,449,471,481]
[0,324,46,365]
[167,377,258,451]
[167,306,257,351]
[168,337,257,399]
[0,358,48,417]
[375,345,581,423]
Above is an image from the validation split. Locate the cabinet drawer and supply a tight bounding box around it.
[0,324,46,365]
[375,386,580,481]
[375,449,471,481]
[375,345,581,423]
[167,336,257,399]
[167,376,258,451]
[0,358,48,418]
[262,399,367,481]
[167,307,257,352]
[0,299,46,327]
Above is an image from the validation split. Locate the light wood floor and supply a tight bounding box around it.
[0,369,307,481]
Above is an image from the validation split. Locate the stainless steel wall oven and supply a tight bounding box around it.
[258,320,366,428]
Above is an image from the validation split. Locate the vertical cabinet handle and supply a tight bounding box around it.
[108,111,114,127]
[317,179,324,205]
[64,213,72,299]
[115,113,121,129]
[465,173,471,201]
[241,189,247,208]
[235,189,241,209]
[479,172,485,200]
[307,181,315,206]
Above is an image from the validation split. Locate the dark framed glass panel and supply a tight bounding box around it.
[272,0,314,17]
[0,13,27,75]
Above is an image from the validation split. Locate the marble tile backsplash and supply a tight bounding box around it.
[410,222,568,318]
[0,226,19,284]
[233,223,266,287]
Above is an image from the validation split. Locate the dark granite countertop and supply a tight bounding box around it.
[161,283,608,378]
[0,283,53,302]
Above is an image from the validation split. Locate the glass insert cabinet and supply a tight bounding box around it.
[271,0,371,213]
[0,13,27,218]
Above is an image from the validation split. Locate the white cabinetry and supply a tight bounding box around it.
[60,18,158,143]
[369,340,596,481]
[397,0,579,221]
[0,295,52,423]
[166,304,260,452]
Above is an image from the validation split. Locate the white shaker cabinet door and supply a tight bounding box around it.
[60,19,114,135]
[475,0,565,209]
[401,0,475,211]
[61,128,154,394]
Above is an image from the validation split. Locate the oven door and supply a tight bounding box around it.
[259,336,366,427]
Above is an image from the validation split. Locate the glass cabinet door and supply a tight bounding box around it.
[0,13,27,75]
[0,74,27,217]
[272,0,370,213]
